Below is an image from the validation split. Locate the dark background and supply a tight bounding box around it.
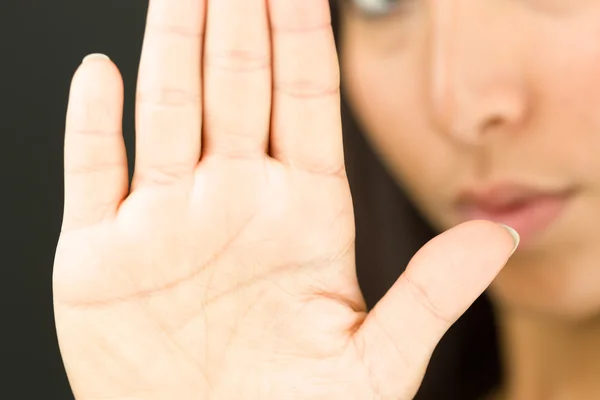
[1,2,148,398]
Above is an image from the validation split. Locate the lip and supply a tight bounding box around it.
[455,183,575,247]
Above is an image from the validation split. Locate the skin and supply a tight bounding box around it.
[338,0,600,398]
[53,1,519,399]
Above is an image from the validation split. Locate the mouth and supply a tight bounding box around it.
[455,183,576,247]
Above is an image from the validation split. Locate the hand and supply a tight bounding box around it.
[53,1,518,399]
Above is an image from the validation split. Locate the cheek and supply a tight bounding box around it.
[491,19,600,316]
[340,43,464,229]
[527,14,600,183]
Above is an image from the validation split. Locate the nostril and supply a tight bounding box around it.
[484,115,506,131]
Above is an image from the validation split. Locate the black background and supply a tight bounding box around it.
[1,2,148,398]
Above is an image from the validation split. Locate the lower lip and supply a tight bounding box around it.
[458,194,572,247]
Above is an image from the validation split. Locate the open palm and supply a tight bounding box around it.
[53,1,518,399]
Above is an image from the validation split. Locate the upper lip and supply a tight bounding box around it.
[456,182,574,212]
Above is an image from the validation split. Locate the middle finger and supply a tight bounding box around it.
[202,0,272,159]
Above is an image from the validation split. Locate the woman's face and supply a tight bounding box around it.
[339,0,600,319]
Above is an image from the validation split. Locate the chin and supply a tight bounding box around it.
[488,262,600,323]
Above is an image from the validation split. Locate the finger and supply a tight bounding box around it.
[62,54,128,231]
[354,220,519,397]
[202,0,271,158]
[133,0,205,187]
[268,0,343,174]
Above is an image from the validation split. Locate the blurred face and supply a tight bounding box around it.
[338,0,600,320]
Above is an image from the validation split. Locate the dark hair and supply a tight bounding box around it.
[330,3,502,399]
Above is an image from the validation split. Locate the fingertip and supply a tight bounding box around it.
[499,224,520,255]
[449,219,519,259]
[68,55,124,122]
[82,53,111,64]
[72,53,121,84]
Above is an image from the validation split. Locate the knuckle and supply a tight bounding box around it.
[65,161,124,176]
[62,199,116,231]
[275,79,339,99]
[204,49,270,73]
[135,162,193,186]
[400,273,452,325]
[137,87,200,108]
[271,22,331,34]
[67,127,121,137]
[269,0,332,33]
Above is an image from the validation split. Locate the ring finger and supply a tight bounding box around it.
[202,0,272,159]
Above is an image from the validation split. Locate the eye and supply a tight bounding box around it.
[349,0,403,17]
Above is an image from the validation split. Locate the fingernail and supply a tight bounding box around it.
[82,53,110,64]
[499,224,520,255]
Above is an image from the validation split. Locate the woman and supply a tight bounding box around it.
[52,0,600,399]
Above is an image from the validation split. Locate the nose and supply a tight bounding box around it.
[427,2,530,145]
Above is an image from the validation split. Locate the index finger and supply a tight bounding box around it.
[268,0,344,175]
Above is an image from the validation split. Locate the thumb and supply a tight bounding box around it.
[353,220,519,398]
